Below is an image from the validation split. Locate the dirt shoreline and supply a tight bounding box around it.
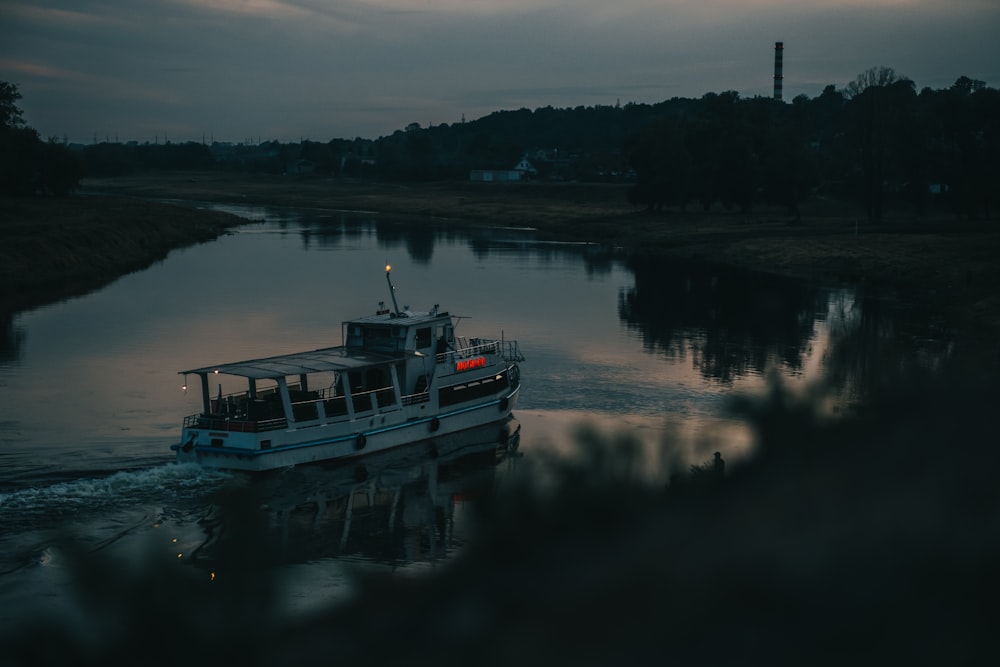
[3,171,999,340]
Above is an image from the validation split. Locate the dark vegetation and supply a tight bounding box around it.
[3,71,998,325]
[0,82,81,196]
[4,69,998,222]
[3,349,995,666]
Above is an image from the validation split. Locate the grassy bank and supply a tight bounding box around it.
[0,194,244,312]
[4,171,999,339]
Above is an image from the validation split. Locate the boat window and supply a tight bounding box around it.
[365,367,385,389]
[438,368,510,407]
[416,327,432,349]
[364,326,393,345]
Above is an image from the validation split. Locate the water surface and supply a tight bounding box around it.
[0,204,868,620]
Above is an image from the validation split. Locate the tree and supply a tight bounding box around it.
[624,115,690,210]
[0,81,25,128]
[843,66,905,100]
[1,80,81,195]
[40,137,83,195]
[842,67,916,221]
[0,125,41,194]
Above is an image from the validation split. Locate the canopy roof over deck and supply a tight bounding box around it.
[179,346,405,380]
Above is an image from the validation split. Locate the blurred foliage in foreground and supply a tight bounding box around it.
[4,352,997,666]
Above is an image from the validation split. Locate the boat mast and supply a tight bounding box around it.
[385,263,401,315]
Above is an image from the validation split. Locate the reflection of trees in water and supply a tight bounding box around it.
[295,214,624,272]
[821,287,955,402]
[470,239,619,276]
[619,255,825,383]
[822,289,891,400]
[296,214,438,263]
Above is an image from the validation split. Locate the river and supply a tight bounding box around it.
[0,203,879,640]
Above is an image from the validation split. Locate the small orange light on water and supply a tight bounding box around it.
[177,553,183,559]
[210,572,216,582]
[385,264,392,272]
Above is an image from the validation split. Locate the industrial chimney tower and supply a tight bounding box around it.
[773,41,784,101]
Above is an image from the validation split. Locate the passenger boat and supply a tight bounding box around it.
[171,266,524,472]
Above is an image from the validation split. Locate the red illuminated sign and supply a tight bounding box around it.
[455,356,487,372]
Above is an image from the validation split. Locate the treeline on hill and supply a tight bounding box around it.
[626,70,999,221]
[4,69,999,220]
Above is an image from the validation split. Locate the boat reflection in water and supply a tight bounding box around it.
[192,416,521,569]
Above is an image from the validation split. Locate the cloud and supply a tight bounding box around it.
[1,0,998,142]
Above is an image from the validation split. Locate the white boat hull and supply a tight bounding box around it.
[173,388,519,472]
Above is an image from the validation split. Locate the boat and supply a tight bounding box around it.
[171,265,524,472]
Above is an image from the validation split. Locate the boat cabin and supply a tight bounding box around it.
[344,303,454,357]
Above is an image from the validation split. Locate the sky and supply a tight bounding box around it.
[2,1,998,144]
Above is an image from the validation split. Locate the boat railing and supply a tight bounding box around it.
[435,338,523,364]
[186,382,414,432]
[350,386,397,414]
[501,340,525,362]
[183,413,287,433]
[436,339,500,364]
[290,398,320,422]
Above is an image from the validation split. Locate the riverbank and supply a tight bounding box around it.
[4,171,999,340]
[0,193,244,313]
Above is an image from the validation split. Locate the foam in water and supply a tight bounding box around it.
[0,463,232,525]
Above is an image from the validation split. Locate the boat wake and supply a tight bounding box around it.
[0,463,232,533]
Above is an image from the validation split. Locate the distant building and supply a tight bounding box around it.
[469,155,537,182]
[287,159,316,175]
[469,169,522,182]
[513,157,538,178]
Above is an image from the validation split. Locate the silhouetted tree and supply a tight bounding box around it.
[759,95,814,216]
[842,67,916,221]
[1,81,81,195]
[40,137,83,195]
[925,78,1000,219]
[625,115,689,210]
[0,81,26,129]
